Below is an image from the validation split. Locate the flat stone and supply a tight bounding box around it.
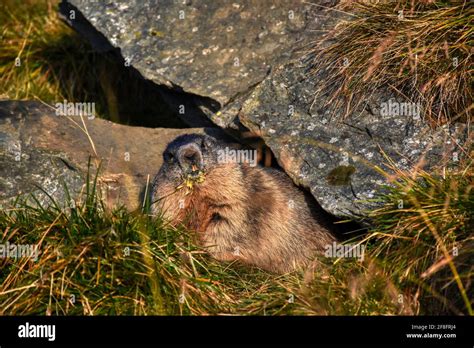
[64,0,331,109]
[0,100,228,210]
[237,60,472,218]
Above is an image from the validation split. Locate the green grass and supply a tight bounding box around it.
[308,0,473,125]
[0,163,408,316]
[0,0,108,114]
[1,158,472,315]
[364,152,474,315]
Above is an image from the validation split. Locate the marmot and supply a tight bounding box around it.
[150,133,337,274]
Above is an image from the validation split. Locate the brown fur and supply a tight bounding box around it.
[151,140,337,274]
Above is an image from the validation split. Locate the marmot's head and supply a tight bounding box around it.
[157,133,225,185]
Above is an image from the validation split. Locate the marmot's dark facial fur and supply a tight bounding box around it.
[151,133,337,274]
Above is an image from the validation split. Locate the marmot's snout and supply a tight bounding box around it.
[159,134,219,184]
[176,143,204,179]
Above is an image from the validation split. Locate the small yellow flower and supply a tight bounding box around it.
[176,171,206,194]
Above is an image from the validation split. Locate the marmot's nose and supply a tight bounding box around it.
[178,143,203,176]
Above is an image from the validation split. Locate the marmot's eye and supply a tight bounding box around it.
[164,152,174,163]
[201,137,213,150]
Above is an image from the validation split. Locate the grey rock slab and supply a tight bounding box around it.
[65,0,330,108]
[0,100,228,210]
[238,60,472,218]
